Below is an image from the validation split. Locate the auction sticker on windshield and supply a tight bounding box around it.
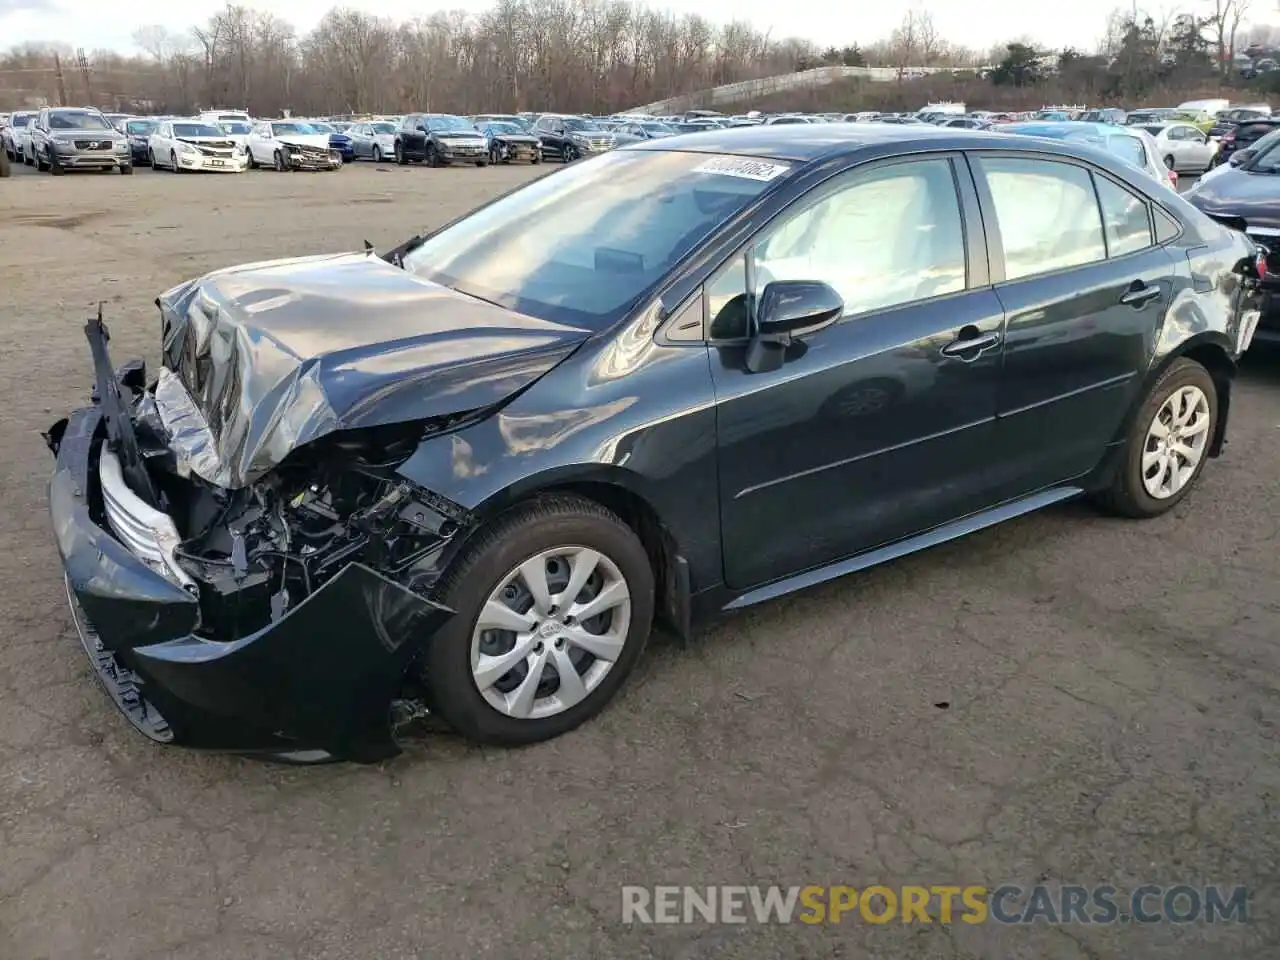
[693,156,791,181]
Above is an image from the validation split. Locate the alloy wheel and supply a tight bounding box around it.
[1141,384,1210,500]
[469,546,632,720]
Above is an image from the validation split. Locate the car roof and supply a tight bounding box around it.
[625,123,1109,163]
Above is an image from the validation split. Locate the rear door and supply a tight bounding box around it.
[970,153,1178,495]
[711,154,1008,589]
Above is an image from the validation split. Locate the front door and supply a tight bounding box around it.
[711,155,1007,590]
[969,154,1177,494]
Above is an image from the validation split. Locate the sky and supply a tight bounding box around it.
[0,0,1261,58]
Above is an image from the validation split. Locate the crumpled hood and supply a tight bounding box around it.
[155,251,590,489]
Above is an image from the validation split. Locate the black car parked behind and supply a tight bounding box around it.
[395,113,490,167]
[1214,117,1280,166]
[46,125,1264,762]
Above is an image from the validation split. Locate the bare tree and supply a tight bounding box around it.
[890,9,919,79]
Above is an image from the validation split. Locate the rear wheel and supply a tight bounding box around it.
[420,495,654,745]
[1092,358,1217,518]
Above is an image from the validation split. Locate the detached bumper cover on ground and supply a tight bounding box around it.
[49,406,453,762]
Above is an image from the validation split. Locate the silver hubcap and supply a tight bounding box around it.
[470,546,631,720]
[1142,385,1210,499]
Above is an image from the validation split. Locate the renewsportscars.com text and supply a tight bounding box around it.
[621,884,1249,925]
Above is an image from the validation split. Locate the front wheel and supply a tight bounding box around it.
[426,144,441,167]
[373,145,382,163]
[563,143,578,163]
[1092,358,1217,518]
[420,495,654,745]
[274,150,288,172]
[394,142,407,165]
[170,151,181,173]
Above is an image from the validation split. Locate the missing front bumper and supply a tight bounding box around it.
[50,405,454,762]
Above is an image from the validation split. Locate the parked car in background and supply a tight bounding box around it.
[1185,132,1280,345]
[534,114,615,162]
[613,120,677,141]
[199,109,252,127]
[246,120,341,171]
[149,120,247,173]
[15,117,36,166]
[1213,117,1280,166]
[475,120,542,164]
[348,121,397,162]
[471,113,532,132]
[1126,108,1177,126]
[29,107,131,174]
[306,120,354,162]
[1136,121,1219,173]
[44,125,1262,760]
[940,117,991,129]
[121,118,158,166]
[104,113,131,132]
[999,121,1176,189]
[2,111,34,160]
[1080,108,1127,125]
[1209,106,1272,141]
[213,120,253,151]
[395,113,490,166]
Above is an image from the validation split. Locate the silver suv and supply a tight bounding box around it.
[30,107,132,175]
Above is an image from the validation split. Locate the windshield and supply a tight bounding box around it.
[402,150,791,329]
[126,120,157,136]
[563,117,601,132]
[370,122,396,134]
[49,112,112,130]
[427,115,472,132]
[11,113,32,126]
[173,123,225,138]
[309,122,336,132]
[641,122,675,134]
[486,122,523,134]
[1246,136,1280,173]
[1102,134,1147,169]
[218,121,251,134]
[272,122,317,136]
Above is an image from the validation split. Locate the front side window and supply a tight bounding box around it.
[1095,177,1153,256]
[979,157,1106,281]
[753,158,967,316]
[705,159,967,339]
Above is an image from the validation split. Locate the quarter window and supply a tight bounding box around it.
[1095,176,1153,257]
[979,157,1106,281]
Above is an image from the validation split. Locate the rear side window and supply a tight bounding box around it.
[977,157,1106,281]
[1094,176,1153,256]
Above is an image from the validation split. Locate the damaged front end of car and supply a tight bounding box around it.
[47,309,481,763]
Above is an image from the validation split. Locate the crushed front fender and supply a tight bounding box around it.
[50,406,454,763]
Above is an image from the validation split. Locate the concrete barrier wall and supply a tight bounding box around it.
[630,65,955,115]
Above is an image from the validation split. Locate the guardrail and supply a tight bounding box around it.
[630,65,959,115]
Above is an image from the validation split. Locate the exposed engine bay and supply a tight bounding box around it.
[77,311,474,645]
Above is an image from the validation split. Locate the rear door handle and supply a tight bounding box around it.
[1120,283,1162,307]
[940,327,1001,360]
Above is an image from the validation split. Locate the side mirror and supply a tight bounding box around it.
[745,280,843,373]
[1163,154,1176,169]
[1230,149,1254,166]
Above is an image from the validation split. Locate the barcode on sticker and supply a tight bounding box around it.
[692,157,791,181]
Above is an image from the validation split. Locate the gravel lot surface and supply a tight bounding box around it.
[0,159,1277,960]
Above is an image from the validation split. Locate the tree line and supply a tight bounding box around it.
[0,1,1275,117]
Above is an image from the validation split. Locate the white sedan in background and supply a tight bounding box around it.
[214,119,253,151]
[16,118,36,165]
[245,120,341,171]
[149,120,248,172]
[1136,121,1220,173]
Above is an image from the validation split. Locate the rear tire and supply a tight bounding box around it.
[1092,358,1218,519]
[420,495,654,745]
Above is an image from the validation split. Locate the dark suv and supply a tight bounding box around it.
[30,107,132,174]
[534,114,615,162]
[1214,118,1280,166]
[394,113,489,167]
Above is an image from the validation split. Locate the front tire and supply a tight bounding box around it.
[421,495,654,745]
[394,141,407,165]
[1093,358,1218,518]
[274,150,288,172]
[170,150,181,173]
[373,145,382,163]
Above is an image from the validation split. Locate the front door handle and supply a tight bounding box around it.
[940,326,1001,360]
[1120,283,1162,307]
